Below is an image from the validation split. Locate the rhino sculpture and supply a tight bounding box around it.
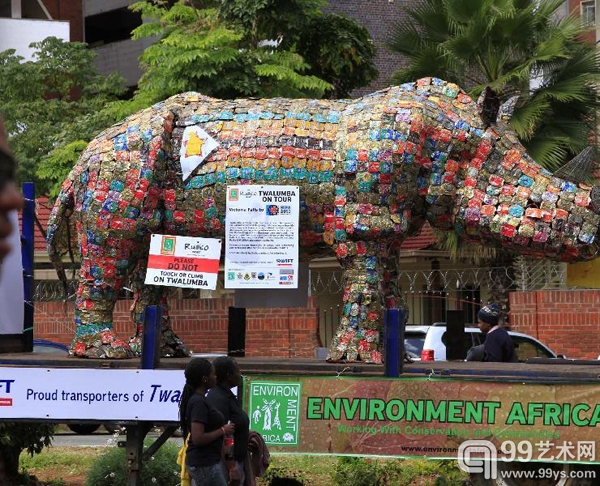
[47,77,600,361]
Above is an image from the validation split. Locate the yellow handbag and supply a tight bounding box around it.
[177,433,191,486]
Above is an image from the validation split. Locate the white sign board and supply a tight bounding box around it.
[145,234,222,289]
[0,211,23,335]
[225,185,299,289]
[0,368,184,421]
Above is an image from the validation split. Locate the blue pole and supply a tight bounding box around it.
[384,308,407,377]
[141,305,162,369]
[22,182,34,352]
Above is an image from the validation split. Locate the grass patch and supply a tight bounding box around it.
[20,446,104,485]
[259,454,338,484]
[19,448,468,485]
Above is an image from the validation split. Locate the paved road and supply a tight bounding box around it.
[51,431,184,448]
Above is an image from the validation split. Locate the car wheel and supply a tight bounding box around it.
[67,423,101,435]
[103,422,122,434]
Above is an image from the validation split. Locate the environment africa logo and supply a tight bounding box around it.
[249,381,301,446]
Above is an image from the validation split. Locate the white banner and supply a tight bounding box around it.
[225,185,299,289]
[0,368,184,421]
[145,234,222,289]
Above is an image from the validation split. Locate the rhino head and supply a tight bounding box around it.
[443,87,600,263]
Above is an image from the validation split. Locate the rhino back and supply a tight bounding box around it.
[163,95,350,255]
[70,80,483,255]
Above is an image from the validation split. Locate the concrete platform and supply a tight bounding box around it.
[1,352,599,383]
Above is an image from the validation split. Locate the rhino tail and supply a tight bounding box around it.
[46,179,76,299]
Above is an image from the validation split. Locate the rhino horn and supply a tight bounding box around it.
[554,147,596,185]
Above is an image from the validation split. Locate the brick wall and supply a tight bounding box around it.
[42,0,83,42]
[34,297,320,358]
[567,0,597,44]
[510,290,600,359]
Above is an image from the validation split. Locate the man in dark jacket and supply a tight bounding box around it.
[477,303,518,363]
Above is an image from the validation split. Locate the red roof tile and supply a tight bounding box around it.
[400,222,436,251]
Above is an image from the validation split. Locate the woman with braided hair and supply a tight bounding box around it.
[179,357,235,486]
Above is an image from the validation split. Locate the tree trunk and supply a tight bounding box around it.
[0,447,22,486]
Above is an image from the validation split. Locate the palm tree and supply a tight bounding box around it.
[388,0,600,315]
[389,0,600,169]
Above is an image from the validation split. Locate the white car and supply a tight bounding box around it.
[404,323,559,362]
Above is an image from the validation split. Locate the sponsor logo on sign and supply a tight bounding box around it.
[0,379,15,407]
[228,272,235,280]
[249,381,301,446]
[160,236,176,256]
[228,188,239,201]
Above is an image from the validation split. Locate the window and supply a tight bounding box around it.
[404,332,426,358]
[581,1,596,28]
[511,336,554,361]
[85,7,142,47]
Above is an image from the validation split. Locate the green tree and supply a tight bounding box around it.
[0,37,126,195]
[128,0,377,103]
[0,423,54,485]
[389,0,600,171]
[296,13,378,98]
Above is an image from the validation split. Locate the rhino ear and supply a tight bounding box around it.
[496,95,520,124]
[476,86,500,128]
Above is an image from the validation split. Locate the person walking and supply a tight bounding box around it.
[179,358,235,486]
[207,356,250,486]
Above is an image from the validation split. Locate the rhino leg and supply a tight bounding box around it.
[70,244,137,358]
[128,269,190,358]
[326,241,389,364]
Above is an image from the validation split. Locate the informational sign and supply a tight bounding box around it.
[179,126,219,180]
[225,185,299,289]
[0,368,183,421]
[145,234,222,289]
[243,375,600,462]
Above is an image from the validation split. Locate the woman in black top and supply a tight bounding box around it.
[207,356,250,486]
[179,358,235,486]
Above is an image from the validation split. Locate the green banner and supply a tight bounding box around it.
[243,375,600,462]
